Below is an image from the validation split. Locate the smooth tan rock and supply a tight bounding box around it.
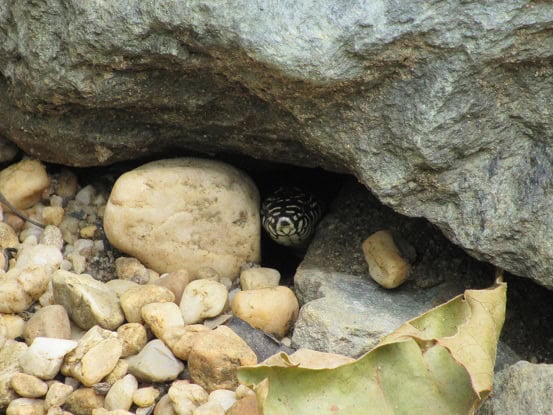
[153,270,193,303]
[6,398,45,415]
[0,159,50,210]
[180,280,228,325]
[42,207,65,227]
[119,284,175,324]
[115,257,150,284]
[44,382,73,409]
[0,266,50,313]
[52,270,125,330]
[104,374,138,411]
[103,158,261,280]
[141,302,184,340]
[239,267,280,290]
[64,388,105,415]
[14,244,63,275]
[362,230,411,289]
[61,326,122,386]
[164,325,210,361]
[79,225,97,239]
[23,305,71,345]
[0,222,19,249]
[168,381,208,408]
[116,323,148,358]
[11,373,48,398]
[19,337,77,380]
[154,394,176,415]
[188,326,257,392]
[226,395,259,415]
[133,387,160,408]
[104,279,138,298]
[193,401,225,415]
[231,286,299,339]
[0,314,25,339]
[39,226,64,250]
[127,339,184,382]
[0,340,28,410]
[208,389,236,411]
[104,359,129,386]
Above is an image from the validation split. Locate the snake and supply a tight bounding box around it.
[260,187,323,249]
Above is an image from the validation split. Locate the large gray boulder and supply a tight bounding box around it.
[1,1,553,286]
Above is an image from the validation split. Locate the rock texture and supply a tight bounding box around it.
[292,181,520,368]
[103,158,260,280]
[1,2,553,286]
[478,361,553,415]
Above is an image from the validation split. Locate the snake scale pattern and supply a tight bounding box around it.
[260,187,323,249]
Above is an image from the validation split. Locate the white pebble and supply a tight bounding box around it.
[192,401,225,415]
[75,185,97,206]
[127,339,184,382]
[6,398,45,415]
[180,280,228,325]
[104,374,138,411]
[44,381,73,409]
[239,267,280,290]
[208,389,236,411]
[19,337,78,380]
[73,239,94,257]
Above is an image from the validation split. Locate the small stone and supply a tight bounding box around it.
[0,159,50,210]
[59,216,79,245]
[235,385,255,400]
[75,185,97,206]
[52,270,125,330]
[153,270,193,304]
[362,230,411,289]
[231,286,299,339]
[168,381,208,411]
[239,267,280,290]
[133,387,160,408]
[64,388,105,415]
[104,360,129,386]
[79,225,98,239]
[11,373,48,398]
[154,394,177,415]
[19,337,78,380]
[44,381,73,409]
[104,279,138,298]
[0,340,29,409]
[196,267,220,281]
[120,284,175,324]
[188,326,257,391]
[0,266,50,313]
[226,395,259,415]
[141,302,184,342]
[116,323,148,358]
[115,257,151,284]
[127,339,184,382]
[103,158,261,280]
[39,226,64,250]
[15,244,63,275]
[61,326,122,386]
[0,222,19,249]
[6,398,45,415]
[73,239,95,257]
[193,401,225,415]
[208,389,236,411]
[163,325,210,361]
[23,305,71,345]
[104,374,138,411]
[0,314,25,339]
[66,252,86,274]
[180,280,228,325]
[42,207,65,227]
